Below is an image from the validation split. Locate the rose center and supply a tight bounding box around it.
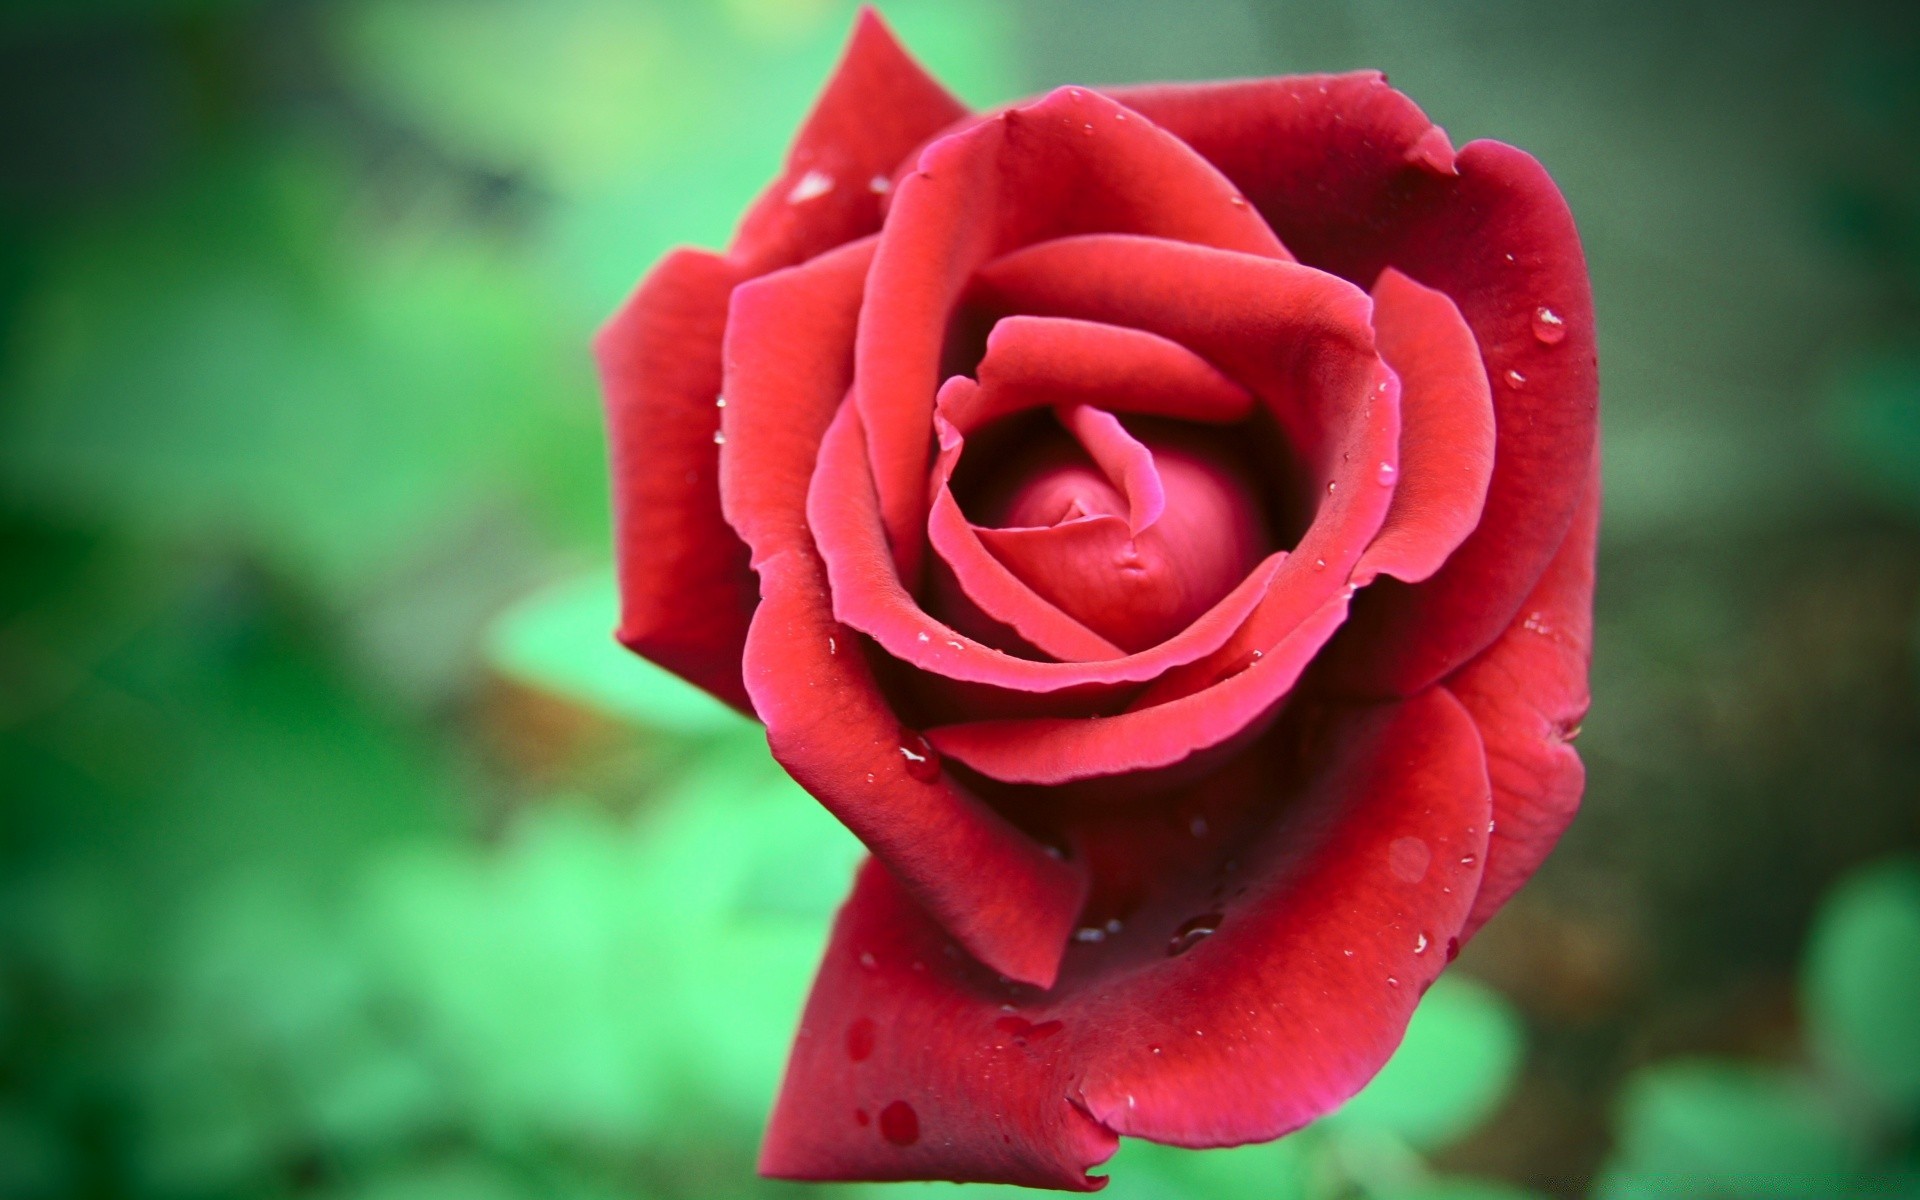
[968,417,1273,654]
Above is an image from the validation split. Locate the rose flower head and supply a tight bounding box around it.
[597,9,1596,1191]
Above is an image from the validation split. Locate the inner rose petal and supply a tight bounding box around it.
[969,420,1272,654]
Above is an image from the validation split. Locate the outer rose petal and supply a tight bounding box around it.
[596,248,755,710]
[598,10,968,708]
[1114,75,1598,694]
[1448,455,1599,939]
[761,689,1490,1186]
[720,239,1085,988]
[729,8,968,272]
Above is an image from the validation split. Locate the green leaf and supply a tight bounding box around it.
[1330,974,1525,1150]
[485,569,753,735]
[1802,855,1920,1115]
[1593,1061,1861,1199]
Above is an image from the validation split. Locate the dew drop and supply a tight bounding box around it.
[1414,933,1430,955]
[1343,948,1355,957]
[1313,557,1327,571]
[828,636,837,655]
[846,1017,876,1062]
[1532,306,1567,344]
[1505,368,1528,387]
[1073,926,1107,944]
[786,168,835,204]
[1326,480,1338,495]
[1460,853,1478,867]
[1104,918,1124,935]
[1445,936,1461,962]
[1114,111,1128,121]
[916,630,930,643]
[1387,975,1400,988]
[1083,123,1095,134]
[712,429,726,445]
[714,394,726,408]
[1229,195,1247,207]
[898,730,941,782]
[878,1100,920,1147]
[858,951,877,971]
[1376,461,1397,486]
[868,174,892,195]
[1168,912,1223,956]
[1068,87,1084,99]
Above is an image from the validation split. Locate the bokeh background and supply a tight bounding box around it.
[3,1,1918,1197]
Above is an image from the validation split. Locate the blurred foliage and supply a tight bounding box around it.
[1,1,1917,1200]
[1592,856,1920,1198]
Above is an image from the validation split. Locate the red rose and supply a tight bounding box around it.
[597,10,1596,1190]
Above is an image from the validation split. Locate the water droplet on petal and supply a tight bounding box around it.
[899,730,941,782]
[1314,557,1327,571]
[1073,926,1106,944]
[1229,195,1247,207]
[879,1100,919,1146]
[847,1018,876,1062]
[868,174,892,195]
[1460,853,1478,867]
[1505,368,1528,387]
[786,169,835,204]
[827,636,837,655]
[916,630,930,643]
[1344,948,1355,957]
[714,394,726,408]
[1104,918,1124,934]
[1326,480,1338,495]
[1376,461,1397,486]
[1168,913,1223,956]
[1446,936,1461,962]
[712,430,726,445]
[859,951,877,970]
[1387,975,1400,988]
[1532,306,1567,344]
[1414,933,1430,955]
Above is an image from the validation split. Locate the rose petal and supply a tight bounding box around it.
[1051,405,1165,535]
[858,87,1290,584]
[943,316,1258,434]
[596,248,755,711]
[729,8,968,272]
[1112,75,1598,693]
[760,688,1490,1184]
[1448,453,1598,939]
[721,238,1085,988]
[1349,267,1496,586]
[924,591,1350,785]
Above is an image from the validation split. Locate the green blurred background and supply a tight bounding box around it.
[2,1,1917,1197]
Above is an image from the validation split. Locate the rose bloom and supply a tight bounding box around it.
[597,9,1596,1191]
